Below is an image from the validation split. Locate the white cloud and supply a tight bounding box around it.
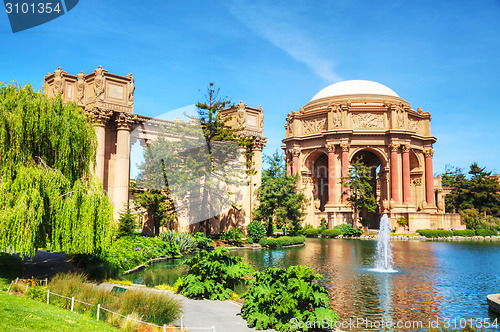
[227,0,342,83]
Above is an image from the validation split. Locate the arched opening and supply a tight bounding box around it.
[312,153,329,211]
[350,149,383,228]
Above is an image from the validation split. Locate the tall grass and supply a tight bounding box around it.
[25,273,182,326]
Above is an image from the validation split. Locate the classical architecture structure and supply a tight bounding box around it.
[43,67,266,232]
[282,80,463,231]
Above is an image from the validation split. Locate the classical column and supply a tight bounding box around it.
[251,137,267,210]
[325,143,336,204]
[340,143,349,203]
[424,149,435,206]
[402,145,411,204]
[389,143,400,203]
[291,148,300,175]
[286,153,292,175]
[86,108,111,183]
[113,112,134,219]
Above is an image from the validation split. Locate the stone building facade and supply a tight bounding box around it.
[282,80,463,231]
[43,67,266,232]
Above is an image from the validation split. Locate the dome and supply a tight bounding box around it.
[310,80,399,101]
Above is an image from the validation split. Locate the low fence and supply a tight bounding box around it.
[7,278,215,331]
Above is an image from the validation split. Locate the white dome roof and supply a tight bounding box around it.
[310,80,399,101]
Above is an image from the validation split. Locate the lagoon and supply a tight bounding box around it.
[127,239,500,331]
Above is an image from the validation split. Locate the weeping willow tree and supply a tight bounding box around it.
[0,83,113,258]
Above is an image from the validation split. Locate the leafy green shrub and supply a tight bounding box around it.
[416,229,453,238]
[396,217,407,227]
[241,265,338,331]
[159,230,197,254]
[476,229,498,237]
[174,247,254,300]
[334,223,353,234]
[259,235,306,248]
[452,229,475,237]
[193,232,213,249]
[246,221,266,242]
[343,228,363,237]
[105,235,179,271]
[322,229,341,238]
[245,236,254,244]
[220,226,244,245]
[303,228,320,237]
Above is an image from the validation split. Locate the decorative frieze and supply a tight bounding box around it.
[303,117,327,134]
[408,117,420,133]
[352,113,384,129]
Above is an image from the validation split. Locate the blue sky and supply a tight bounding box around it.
[1,0,499,177]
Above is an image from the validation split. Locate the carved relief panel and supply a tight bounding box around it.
[352,112,384,129]
[302,117,327,134]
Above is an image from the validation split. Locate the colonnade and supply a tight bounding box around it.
[287,144,436,208]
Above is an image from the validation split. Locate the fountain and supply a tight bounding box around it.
[373,214,397,272]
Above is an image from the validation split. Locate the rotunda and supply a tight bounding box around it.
[282,80,463,231]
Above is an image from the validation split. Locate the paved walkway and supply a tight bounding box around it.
[99,282,269,332]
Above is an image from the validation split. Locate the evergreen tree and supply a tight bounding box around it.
[136,83,252,235]
[0,83,113,258]
[117,206,136,238]
[341,158,377,221]
[252,151,306,236]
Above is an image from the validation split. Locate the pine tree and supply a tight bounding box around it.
[252,151,306,236]
[135,83,252,235]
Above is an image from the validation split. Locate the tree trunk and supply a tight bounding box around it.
[267,218,273,236]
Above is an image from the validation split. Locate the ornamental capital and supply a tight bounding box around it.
[115,112,135,130]
[325,143,336,153]
[86,108,113,126]
[401,144,411,153]
[340,143,350,152]
[291,148,301,157]
[251,136,267,151]
[388,143,400,152]
[424,149,434,158]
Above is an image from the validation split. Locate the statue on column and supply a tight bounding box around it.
[76,71,85,105]
[94,65,105,101]
[53,67,64,97]
[127,73,135,105]
[237,101,246,127]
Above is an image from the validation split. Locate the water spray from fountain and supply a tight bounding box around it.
[373,214,396,272]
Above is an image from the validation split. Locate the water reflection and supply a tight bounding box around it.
[231,239,500,331]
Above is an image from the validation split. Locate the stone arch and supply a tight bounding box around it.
[410,150,422,171]
[348,147,388,166]
[303,148,328,174]
[303,149,329,211]
[349,148,386,228]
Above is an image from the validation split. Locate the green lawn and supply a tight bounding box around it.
[0,291,118,331]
